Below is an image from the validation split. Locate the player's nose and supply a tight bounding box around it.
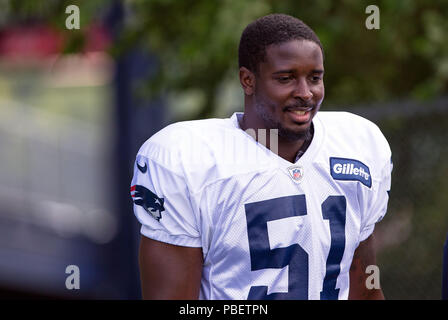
[292,78,313,101]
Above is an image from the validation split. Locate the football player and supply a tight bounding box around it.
[131,13,392,300]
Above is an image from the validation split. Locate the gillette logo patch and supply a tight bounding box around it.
[330,157,372,188]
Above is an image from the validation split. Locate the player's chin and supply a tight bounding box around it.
[278,109,317,138]
[278,121,312,141]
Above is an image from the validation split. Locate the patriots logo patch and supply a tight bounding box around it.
[130,185,165,221]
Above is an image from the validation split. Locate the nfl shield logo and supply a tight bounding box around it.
[287,165,304,183]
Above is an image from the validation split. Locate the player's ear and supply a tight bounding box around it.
[239,67,255,96]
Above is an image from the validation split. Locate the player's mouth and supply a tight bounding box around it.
[285,107,314,123]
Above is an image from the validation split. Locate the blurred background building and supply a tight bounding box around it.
[0,0,447,299]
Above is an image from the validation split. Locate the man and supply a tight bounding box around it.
[131,13,392,300]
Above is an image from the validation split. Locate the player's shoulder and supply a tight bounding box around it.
[317,111,390,150]
[317,111,381,132]
[137,116,237,168]
[316,111,391,169]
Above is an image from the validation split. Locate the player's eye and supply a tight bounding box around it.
[276,75,293,83]
[310,75,322,83]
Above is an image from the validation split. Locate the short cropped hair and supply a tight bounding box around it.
[238,13,324,74]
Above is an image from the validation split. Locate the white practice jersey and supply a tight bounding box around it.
[131,112,392,300]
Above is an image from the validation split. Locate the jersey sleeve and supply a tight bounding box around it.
[359,156,393,242]
[130,150,202,248]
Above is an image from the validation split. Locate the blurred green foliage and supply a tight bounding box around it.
[370,108,448,299]
[4,0,448,118]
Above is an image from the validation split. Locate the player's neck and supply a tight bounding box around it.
[277,132,312,163]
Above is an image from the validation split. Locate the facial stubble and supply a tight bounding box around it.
[253,91,315,142]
